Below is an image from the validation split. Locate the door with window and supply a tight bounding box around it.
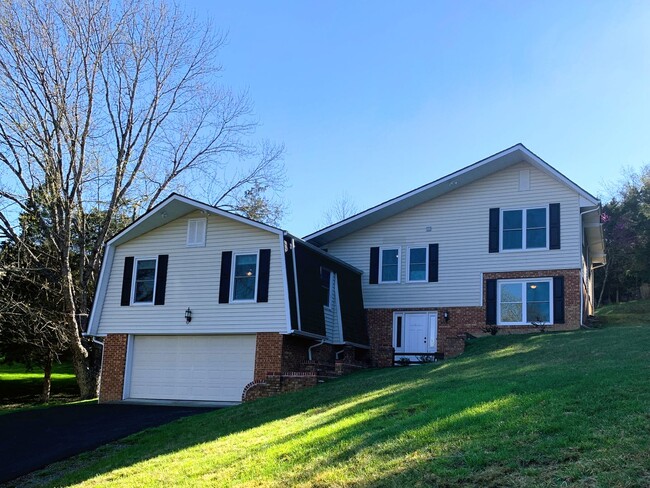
[393,312,438,361]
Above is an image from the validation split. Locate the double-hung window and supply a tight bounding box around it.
[498,279,552,325]
[132,258,157,304]
[502,207,547,250]
[380,247,400,283]
[232,253,258,301]
[407,247,428,282]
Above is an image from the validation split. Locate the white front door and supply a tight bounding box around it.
[394,311,438,359]
[404,313,428,353]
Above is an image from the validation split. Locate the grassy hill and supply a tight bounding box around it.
[22,302,650,487]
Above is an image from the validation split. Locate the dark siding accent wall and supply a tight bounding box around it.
[336,269,368,345]
[428,244,439,283]
[218,251,232,304]
[120,257,134,306]
[553,276,565,324]
[486,279,497,325]
[369,247,379,284]
[549,203,561,250]
[284,237,299,331]
[489,208,500,253]
[154,255,168,305]
[292,241,368,345]
[293,243,327,337]
[257,249,271,303]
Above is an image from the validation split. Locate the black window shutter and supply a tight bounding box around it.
[428,244,439,282]
[553,276,565,324]
[121,257,134,306]
[489,208,500,253]
[549,203,561,250]
[486,279,497,325]
[257,249,271,303]
[369,247,379,284]
[219,251,233,304]
[154,255,168,305]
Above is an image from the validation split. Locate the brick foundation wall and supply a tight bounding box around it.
[98,334,128,403]
[254,333,284,381]
[367,269,581,365]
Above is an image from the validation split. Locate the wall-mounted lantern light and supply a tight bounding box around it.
[443,311,450,323]
[185,307,192,324]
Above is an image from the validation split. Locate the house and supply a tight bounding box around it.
[304,144,605,366]
[87,194,369,405]
[89,143,605,404]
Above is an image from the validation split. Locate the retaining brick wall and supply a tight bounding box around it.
[242,373,319,402]
[98,334,128,403]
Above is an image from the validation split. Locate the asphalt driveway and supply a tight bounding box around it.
[0,402,215,483]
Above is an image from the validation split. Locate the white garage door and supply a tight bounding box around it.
[126,335,256,403]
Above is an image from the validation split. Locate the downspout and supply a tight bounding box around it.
[335,348,346,360]
[579,206,601,325]
[308,340,325,361]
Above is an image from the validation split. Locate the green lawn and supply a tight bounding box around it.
[18,302,650,487]
[0,361,80,413]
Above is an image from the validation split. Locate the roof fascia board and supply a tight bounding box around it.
[107,194,283,247]
[518,146,600,206]
[289,234,364,274]
[86,243,114,335]
[304,144,523,242]
[305,144,600,243]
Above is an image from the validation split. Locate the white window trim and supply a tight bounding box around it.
[230,251,260,303]
[186,218,207,248]
[130,256,158,306]
[496,278,553,326]
[500,206,549,252]
[321,267,334,310]
[379,246,401,284]
[406,246,428,283]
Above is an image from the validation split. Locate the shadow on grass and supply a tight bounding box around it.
[22,323,650,487]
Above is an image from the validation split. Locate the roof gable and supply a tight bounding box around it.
[108,193,283,248]
[304,144,600,246]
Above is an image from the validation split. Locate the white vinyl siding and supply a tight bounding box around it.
[96,210,286,335]
[325,162,582,308]
[322,273,342,343]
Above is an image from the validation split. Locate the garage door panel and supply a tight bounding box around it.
[127,335,256,403]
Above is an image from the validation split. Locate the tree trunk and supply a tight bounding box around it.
[62,254,98,399]
[41,356,52,403]
[597,261,610,308]
[70,339,97,399]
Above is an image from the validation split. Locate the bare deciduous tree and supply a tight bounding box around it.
[319,191,359,227]
[0,0,284,398]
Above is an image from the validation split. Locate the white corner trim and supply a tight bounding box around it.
[279,234,293,334]
[122,334,135,400]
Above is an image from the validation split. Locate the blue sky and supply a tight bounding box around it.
[186,0,650,236]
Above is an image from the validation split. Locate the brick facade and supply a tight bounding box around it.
[366,268,582,366]
[98,334,128,402]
